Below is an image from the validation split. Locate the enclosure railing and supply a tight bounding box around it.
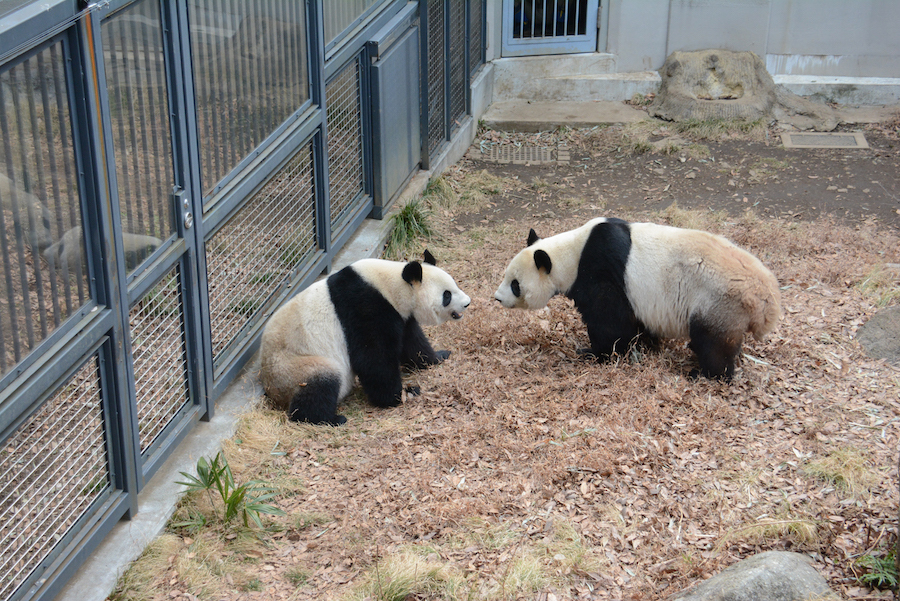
[0,2,485,600]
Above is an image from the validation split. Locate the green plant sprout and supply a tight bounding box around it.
[176,452,285,528]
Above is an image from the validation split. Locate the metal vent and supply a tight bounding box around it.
[780,132,869,149]
[472,143,562,165]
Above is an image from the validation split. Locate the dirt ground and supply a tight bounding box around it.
[113,114,900,601]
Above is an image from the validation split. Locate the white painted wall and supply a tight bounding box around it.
[603,0,900,77]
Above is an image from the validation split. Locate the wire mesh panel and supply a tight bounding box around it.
[0,355,109,601]
[189,0,310,199]
[102,0,174,275]
[448,0,467,132]
[326,56,365,237]
[426,0,446,156]
[469,0,484,77]
[129,266,189,453]
[0,42,90,381]
[206,143,316,372]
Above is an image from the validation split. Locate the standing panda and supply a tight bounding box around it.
[494,217,781,381]
[260,251,470,425]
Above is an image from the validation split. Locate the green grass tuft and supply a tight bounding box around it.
[384,198,433,260]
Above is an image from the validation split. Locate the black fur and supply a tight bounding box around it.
[566,219,648,359]
[400,318,449,369]
[327,264,445,412]
[533,249,552,274]
[402,261,423,284]
[289,374,346,425]
[688,316,741,381]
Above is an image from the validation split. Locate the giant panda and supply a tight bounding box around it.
[494,217,781,381]
[43,226,162,274]
[260,250,471,425]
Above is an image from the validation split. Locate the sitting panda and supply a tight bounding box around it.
[260,250,470,425]
[494,218,781,381]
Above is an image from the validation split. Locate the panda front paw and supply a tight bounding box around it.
[434,350,451,364]
[577,348,599,360]
[405,385,422,396]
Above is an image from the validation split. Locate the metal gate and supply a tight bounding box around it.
[502,0,599,57]
[0,1,485,600]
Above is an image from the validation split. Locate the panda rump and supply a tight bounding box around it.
[260,255,469,425]
[497,218,780,380]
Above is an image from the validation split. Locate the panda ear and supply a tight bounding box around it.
[423,249,437,265]
[527,229,541,246]
[533,249,552,274]
[402,260,423,285]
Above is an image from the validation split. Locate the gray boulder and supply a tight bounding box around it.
[669,551,841,601]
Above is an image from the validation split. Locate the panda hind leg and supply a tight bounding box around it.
[288,373,346,425]
[688,317,742,381]
[401,318,450,369]
[278,357,346,425]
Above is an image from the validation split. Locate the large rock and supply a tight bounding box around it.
[857,305,900,364]
[649,49,839,131]
[668,551,841,601]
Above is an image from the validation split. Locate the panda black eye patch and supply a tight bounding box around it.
[511,279,521,297]
[443,290,452,307]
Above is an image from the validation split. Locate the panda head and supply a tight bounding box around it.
[494,228,557,310]
[401,250,471,326]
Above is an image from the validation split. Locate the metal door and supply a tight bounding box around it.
[502,0,599,57]
[96,0,207,484]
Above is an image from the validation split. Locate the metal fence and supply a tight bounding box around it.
[424,0,485,166]
[0,2,484,600]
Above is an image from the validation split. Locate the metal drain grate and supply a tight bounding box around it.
[781,132,868,149]
[472,143,567,165]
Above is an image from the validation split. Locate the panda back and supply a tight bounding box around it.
[624,223,777,339]
[625,223,726,338]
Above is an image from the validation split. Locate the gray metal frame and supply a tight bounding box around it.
[0,2,485,600]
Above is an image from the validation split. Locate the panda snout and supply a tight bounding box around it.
[450,299,470,320]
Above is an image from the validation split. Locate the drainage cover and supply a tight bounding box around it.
[470,143,568,165]
[780,132,868,149]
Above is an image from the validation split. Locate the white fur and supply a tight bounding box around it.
[352,259,471,326]
[495,218,780,341]
[494,218,603,310]
[261,258,470,410]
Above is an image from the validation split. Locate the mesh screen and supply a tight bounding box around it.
[325,57,365,236]
[102,0,175,276]
[448,0,467,132]
[206,143,316,370]
[189,0,310,198]
[129,266,189,452]
[0,42,90,379]
[427,0,446,156]
[469,0,484,77]
[0,356,108,601]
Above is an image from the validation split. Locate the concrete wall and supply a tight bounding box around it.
[605,0,900,77]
